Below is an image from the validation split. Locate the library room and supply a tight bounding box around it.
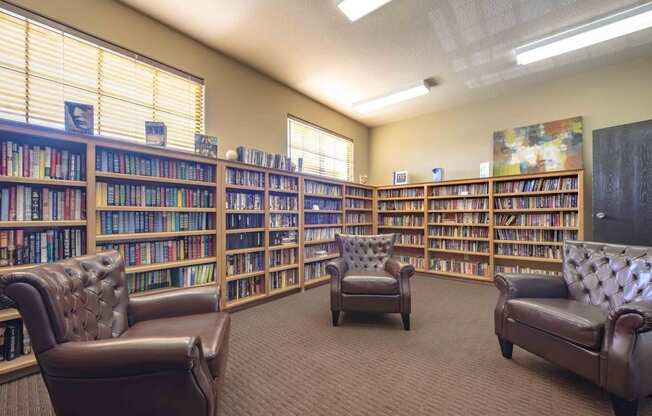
[0,1,651,415]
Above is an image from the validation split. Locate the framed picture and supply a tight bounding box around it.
[432,168,443,182]
[393,171,408,185]
[145,122,167,147]
[64,101,94,135]
[194,134,218,158]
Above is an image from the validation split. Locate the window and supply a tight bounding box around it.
[287,116,353,181]
[0,5,204,150]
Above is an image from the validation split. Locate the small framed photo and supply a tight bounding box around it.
[145,122,167,147]
[432,168,444,182]
[393,171,408,185]
[194,134,218,158]
[64,101,94,135]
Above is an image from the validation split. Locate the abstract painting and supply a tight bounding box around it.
[493,117,583,176]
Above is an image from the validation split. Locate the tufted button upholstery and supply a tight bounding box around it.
[336,233,395,272]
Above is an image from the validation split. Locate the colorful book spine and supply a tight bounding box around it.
[0,142,86,180]
[0,186,86,221]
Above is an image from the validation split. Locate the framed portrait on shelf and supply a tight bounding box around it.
[393,171,408,185]
[145,122,167,147]
[64,101,94,135]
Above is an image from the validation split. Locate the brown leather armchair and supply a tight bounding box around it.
[495,240,652,416]
[327,234,415,330]
[0,250,230,416]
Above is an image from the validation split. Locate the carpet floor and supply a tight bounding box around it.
[2,275,652,416]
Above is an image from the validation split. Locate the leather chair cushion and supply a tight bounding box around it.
[342,271,399,295]
[123,312,230,378]
[507,298,607,350]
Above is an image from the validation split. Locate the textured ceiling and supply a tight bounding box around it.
[120,0,652,127]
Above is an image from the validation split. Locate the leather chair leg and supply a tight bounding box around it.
[611,395,638,416]
[401,313,410,331]
[332,311,340,327]
[497,336,513,359]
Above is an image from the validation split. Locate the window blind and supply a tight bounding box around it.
[0,6,204,150]
[287,116,353,181]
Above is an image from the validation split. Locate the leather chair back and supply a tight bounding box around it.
[0,250,128,353]
[563,241,652,309]
[336,234,395,273]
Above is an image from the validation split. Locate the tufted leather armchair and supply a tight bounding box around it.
[327,234,415,330]
[495,240,652,416]
[0,250,230,416]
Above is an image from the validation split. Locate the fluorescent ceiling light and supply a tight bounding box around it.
[515,2,652,65]
[353,81,431,113]
[337,0,393,22]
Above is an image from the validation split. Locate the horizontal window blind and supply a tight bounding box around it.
[0,6,204,150]
[287,116,353,181]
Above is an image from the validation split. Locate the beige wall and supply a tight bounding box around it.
[9,0,370,179]
[369,56,652,238]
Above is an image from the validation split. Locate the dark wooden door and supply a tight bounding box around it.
[593,120,652,245]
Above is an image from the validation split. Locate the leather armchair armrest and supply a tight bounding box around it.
[326,258,348,281]
[385,258,415,280]
[128,285,220,325]
[608,301,652,333]
[495,273,568,299]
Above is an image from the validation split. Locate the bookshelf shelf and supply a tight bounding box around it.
[377,196,424,201]
[269,189,299,195]
[304,239,337,245]
[96,172,216,188]
[125,257,218,274]
[494,225,579,230]
[0,176,87,187]
[494,255,563,264]
[0,354,37,377]
[224,247,265,255]
[345,195,373,201]
[396,244,424,249]
[225,293,267,308]
[129,282,217,298]
[269,264,299,273]
[428,209,489,213]
[96,206,216,212]
[226,270,266,282]
[428,270,492,282]
[96,230,216,242]
[495,189,579,197]
[377,225,423,230]
[270,284,301,295]
[269,227,299,232]
[225,227,265,234]
[225,209,265,214]
[269,243,299,251]
[428,248,490,256]
[304,209,342,214]
[225,184,264,192]
[269,210,299,214]
[303,193,342,200]
[346,222,373,226]
[495,240,564,246]
[0,308,20,322]
[304,275,331,287]
[344,207,373,212]
[304,253,339,263]
[494,208,578,213]
[304,223,343,229]
[0,220,86,228]
[428,236,490,241]
[428,194,489,200]
[429,222,489,227]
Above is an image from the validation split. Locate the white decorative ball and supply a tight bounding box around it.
[225,150,238,161]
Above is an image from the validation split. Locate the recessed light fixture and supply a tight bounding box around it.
[337,0,393,22]
[515,2,652,65]
[353,80,433,113]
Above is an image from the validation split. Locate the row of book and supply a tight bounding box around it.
[98,236,214,267]
[305,213,341,225]
[494,229,578,242]
[269,175,298,192]
[395,233,424,246]
[430,258,489,277]
[270,269,298,290]
[0,320,31,362]
[270,213,298,228]
[236,146,294,172]
[345,225,372,235]
[269,195,298,211]
[345,199,372,209]
[378,201,423,211]
[226,213,263,229]
[395,255,425,270]
[430,212,488,225]
[494,194,578,209]
[495,243,562,259]
[270,230,297,246]
[494,212,578,227]
[378,214,424,226]
[304,242,337,258]
[429,225,489,238]
[345,213,372,224]
[226,232,263,251]
[0,229,85,267]
[304,260,328,281]
[95,183,214,208]
[227,275,265,301]
[96,212,214,235]
[495,265,562,277]
[226,192,263,210]
[304,198,341,211]
[494,176,578,193]
[0,186,86,221]
[225,168,265,188]
[430,183,488,197]
[305,227,340,242]
[304,180,342,197]
[429,198,488,211]
[96,149,215,183]
[1,141,86,181]
[346,187,372,198]
[378,188,423,199]
[126,264,215,295]
[226,252,264,276]
[270,247,297,267]
[429,239,489,253]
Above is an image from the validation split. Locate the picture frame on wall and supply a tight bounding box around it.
[393,171,408,185]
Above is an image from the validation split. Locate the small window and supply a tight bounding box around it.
[287,116,353,181]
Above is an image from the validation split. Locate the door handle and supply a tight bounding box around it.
[595,212,606,219]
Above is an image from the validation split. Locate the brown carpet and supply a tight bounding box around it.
[2,275,652,416]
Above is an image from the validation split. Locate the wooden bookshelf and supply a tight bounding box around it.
[344,184,375,235]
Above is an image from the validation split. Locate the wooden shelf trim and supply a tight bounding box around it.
[493,255,563,263]
[269,264,299,272]
[96,229,216,242]
[125,257,217,274]
[224,246,265,255]
[0,175,87,187]
[0,220,86,228]
[96,172,216,188]
[304,253,339,263]
[225,270,266,281]
[96,206,216,212]
[428,235,490,241]
[428,248,491,257]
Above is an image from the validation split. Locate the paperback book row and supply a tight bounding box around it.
[305,213,341,225]
[98,235,214,267]
[396,233,424,246]
[430,212,488,225]
[345,225,372,235]
[378,214,424,226]
[0,186,86,221]
[430,183,488,197]
[226,192,263,210]
[226,252,264,276]
[304,260,328,281]
[225,168,265,188]
[345,199,372,209]
[270,269,298,290]
[270,213,298,228]
[95,183,214,208]
[494,194,578,209]
[304,242,338,258]
[495,265,562,277]
[126,264,215,295]
[378,188,423,199]
[395,255,425,270]
[378,200,423,211]
[495,243,562,259]
[0,320,31,362]
[494,212,578,227]
[304,180,342,197]
[430,258,489,277]
[96,212,214,235]
[270,247,297,267]
[227,275,265,301]
[270,230,297,246]
[429,239,489,253]
[345,213,372,224]
[494,229,578,242]
[0,228,85,267]
[304,197,341,211]
[346,188,372,198]
[226,232,263,251]
[226,213,263,229]
[305,227,340,242]
[269,175,298,192]
[236,146,294,172]
[429,198,488,211]
[1,141,86,181]
[269,195,298,211]
[96,149,215,183]
[429,225,489,238]
[494,176,578,194]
